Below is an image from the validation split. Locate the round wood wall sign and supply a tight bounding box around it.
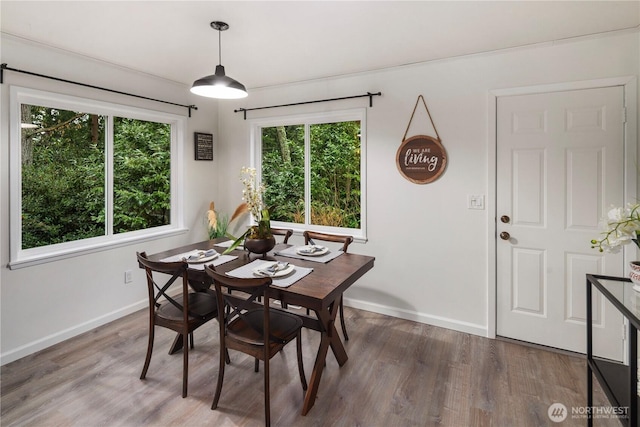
[396,135,447,184]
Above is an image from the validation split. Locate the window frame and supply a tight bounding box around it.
[250,108,367,241]
[9,86,186,269]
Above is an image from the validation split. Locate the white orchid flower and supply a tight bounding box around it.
[592,203,640,253]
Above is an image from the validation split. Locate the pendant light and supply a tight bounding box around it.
[190,21,248,99]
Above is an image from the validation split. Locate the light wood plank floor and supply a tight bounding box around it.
[1,307,621,426]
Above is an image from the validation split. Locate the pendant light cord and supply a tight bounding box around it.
[217,29,222,66]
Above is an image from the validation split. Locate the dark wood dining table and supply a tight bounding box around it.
[146,238,375,415]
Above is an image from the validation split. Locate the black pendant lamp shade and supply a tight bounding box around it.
[191,21,248,99]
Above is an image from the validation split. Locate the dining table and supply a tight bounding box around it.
[145,237,375,415]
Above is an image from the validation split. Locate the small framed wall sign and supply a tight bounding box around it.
[194,132,213,161]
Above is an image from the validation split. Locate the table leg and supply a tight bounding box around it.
[329,322,348,366]
[586,280,593,427]
[302,300,348,415]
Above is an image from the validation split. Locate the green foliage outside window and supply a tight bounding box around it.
[113,117,171,233]
[310,122,361,228]
[261,124,305,223]
[21,105,171,250]
[261,120,361,229]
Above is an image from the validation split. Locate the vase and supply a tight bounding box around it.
[244,236,276,258]
[630,261,640,292]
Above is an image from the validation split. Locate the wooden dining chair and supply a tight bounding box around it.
[270,227,293,243]
[303,231,354,340]
[204,266,307,427]
[270,227,294,308]
[137,251,219,398]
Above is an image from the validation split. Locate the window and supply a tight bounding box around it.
[253,109,366,240]
[10,87,185,268]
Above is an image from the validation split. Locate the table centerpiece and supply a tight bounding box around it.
[223,167,274,257]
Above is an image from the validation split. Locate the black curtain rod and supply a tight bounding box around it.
[1,63,198,117]
[234,91,382,120]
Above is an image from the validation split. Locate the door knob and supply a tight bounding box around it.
[500,215,510,223]
[500,231,510,240]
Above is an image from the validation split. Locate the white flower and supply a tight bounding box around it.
[591,203,640,253]
[240,167,265,222]
[607,206,626,222]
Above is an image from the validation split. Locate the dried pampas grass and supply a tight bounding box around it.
[229,202,249,225]
[207,201,249,240]
[207,201,217,231]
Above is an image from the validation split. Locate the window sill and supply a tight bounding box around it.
[7,227,189,270]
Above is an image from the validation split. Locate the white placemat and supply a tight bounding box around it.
[160,249,237,270]
[214,239,240,248]
[186,255,237,270]
[274,246,344,263]
[226,259,313,288]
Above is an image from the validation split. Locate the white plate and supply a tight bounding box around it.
[296,245,329,256]
[253,262,295,277]
[185,250,219,264]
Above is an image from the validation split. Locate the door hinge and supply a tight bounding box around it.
[623,322,628,341]
[622,107,627,124]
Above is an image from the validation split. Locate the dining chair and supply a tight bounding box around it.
[303,231,354,340]
[270,227,294,308]
[204,266,307,427]
[270,227,293,243]
[137,251,219,398]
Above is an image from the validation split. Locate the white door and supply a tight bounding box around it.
[496,86,626,359]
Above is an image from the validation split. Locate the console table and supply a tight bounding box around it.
[587,274,639,426]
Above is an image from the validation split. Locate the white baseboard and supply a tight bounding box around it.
[2,293,488,366]
[345,297,488,337]
[0,299,147,366]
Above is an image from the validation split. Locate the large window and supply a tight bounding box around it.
[253,109,366,239]
[10,87,185,268]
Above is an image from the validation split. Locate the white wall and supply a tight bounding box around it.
[0,35,220,364]
[217,31,640,336]
[1,30,638,365]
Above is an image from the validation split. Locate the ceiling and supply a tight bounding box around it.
[1,1,639,90]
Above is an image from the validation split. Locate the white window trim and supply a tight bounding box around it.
[9,86,186,269]
[250,108,367,242]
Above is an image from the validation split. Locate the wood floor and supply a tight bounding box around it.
[1,306,621,427]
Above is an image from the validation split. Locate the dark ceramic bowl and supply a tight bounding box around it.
[244,236,276,255]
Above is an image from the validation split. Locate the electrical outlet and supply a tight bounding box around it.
[124,270,133,284]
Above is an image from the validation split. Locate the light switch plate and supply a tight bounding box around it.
[468,195,485,210]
